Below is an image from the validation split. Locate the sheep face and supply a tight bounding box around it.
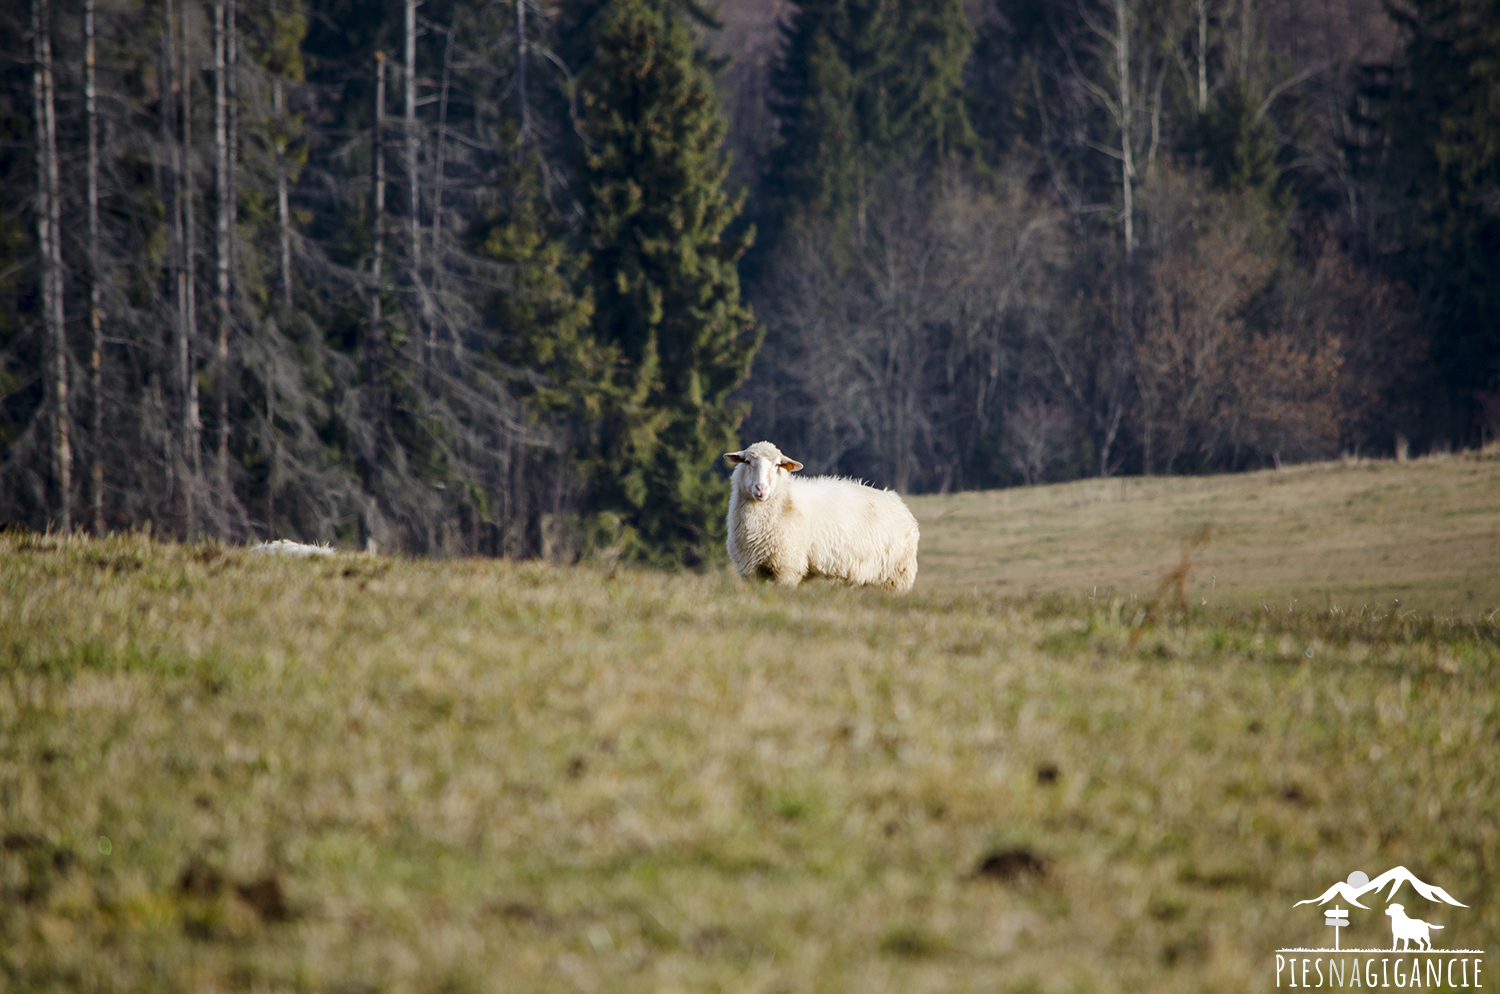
[724,441,803,502]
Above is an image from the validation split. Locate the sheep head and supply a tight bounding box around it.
[724,441,803,502]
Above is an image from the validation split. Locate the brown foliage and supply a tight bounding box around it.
[1299,245,1428,454]
[1135,225,1343,471]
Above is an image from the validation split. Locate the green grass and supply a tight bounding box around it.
[3,454,1499,992]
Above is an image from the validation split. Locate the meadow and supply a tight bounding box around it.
[2,452,1497,993]
[909,449,1500,615]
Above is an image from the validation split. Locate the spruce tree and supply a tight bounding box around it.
[764,0,975,222]
[578,0,760,566]
[1381,0,1500,401]
[481,170,602,421]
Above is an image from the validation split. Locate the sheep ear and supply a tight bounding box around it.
[779,459,804,473]
[724,451,748,465]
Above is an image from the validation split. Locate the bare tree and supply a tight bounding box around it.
[163,0,203,534]
[1063,0,1164,257]
[1133,197,1344,471]
[430,23,454,302]
[405,0,433,359]
[1056,0,1170,474]
[748,173,1062,492]
[1195,0,1210,111]
[214,0,234,520]
[406,0,419,273]
[33,0,70,533]
[85,0,104,534]
[753,183,941,491]
[370,50,387,397]
[272,72,291,310]
[1005,398,1074,485]
[515,0,528,142]
[1136,227,1269,472]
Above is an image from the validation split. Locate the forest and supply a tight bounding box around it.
[1,0,1496,562]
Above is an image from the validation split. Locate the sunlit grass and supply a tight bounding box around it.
[3,462,1498,992]
[910,447,1500,616]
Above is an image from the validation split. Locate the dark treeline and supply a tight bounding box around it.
[1,0,1496,561]
[736,0,1499,492]
[0,0,754,561]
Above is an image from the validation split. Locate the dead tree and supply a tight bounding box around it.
[274,75,292,310]
[516,0,527,143]
[86,0,104,534]
[165,0,202,534]
[33,0,70,533]
[1061,0,1169,475]
[431,24,454,301]
[405,0,432,357]
[369,50,386,394]
[214,0,235,520]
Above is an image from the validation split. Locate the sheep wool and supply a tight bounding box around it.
[724,440,919,592]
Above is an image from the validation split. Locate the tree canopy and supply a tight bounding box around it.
[0,0,1493,555]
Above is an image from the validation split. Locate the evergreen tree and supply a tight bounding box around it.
[764,0,975,223]
[1200,81,1283,203]
[481,169,602,423]
[578,0,760,566]
[0,13,36,474]
[478,162,609,557]
[1380,0,1500,404]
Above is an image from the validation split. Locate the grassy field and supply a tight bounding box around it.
[2,453,1498,993]
[909,449,1500,616]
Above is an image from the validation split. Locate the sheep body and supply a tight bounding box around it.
[725,441,919,592]
[250,539,336,557]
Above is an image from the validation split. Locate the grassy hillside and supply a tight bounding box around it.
[910,449,1500,616]
[2,455,1498,993]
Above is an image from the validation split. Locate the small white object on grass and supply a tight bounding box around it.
[250,539,336,557]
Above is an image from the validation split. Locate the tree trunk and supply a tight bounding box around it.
[364,52,388,552]
[405,0,431,359]
[405,0,419,271]
[432,25,453,299]
[1115,0,1134,260]
[43,3,66,533]
[228,0,239,503]
[1238,0,1249,82]
[86,0,105,535]
[369,51,386,393]
[1103,0,1135,477]
[274,77,291,311]
[1196,0,1208,113]
[34,0,70,533]
[33,0,69,533]
[516,0,528,144]
[265,351,275,533]
[160,0,177,511]
[214,0,232,520]
[173,0,201,535]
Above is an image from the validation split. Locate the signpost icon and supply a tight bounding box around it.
[1326,906,1349,949]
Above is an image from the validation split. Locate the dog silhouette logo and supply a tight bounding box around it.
[1275,866,1485,988]
[1386,903,1443,951]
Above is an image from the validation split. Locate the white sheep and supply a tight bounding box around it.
[249,539,336,557]
[724,440,919,592]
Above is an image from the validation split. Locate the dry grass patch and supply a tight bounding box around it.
[910,448,1500,615]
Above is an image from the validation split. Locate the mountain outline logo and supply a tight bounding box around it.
[1274,865,1485,988]
[1293,866,1468,913]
